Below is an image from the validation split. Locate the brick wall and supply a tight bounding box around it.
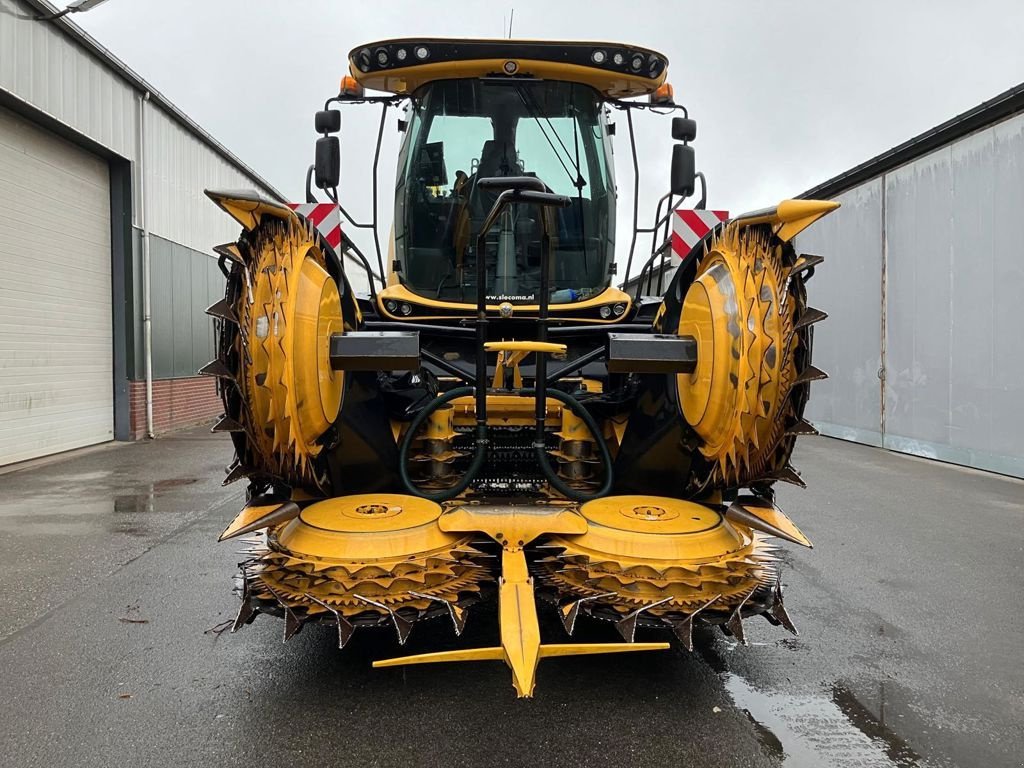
[127,377,222,439]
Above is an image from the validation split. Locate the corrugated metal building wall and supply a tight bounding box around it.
[0,0,282,462]
[0,0,269,245]
[798,88,1024,478]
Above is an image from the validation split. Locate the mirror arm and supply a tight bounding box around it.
[606,98,688,118]
[322,94,406,110]
[304,165,318,204]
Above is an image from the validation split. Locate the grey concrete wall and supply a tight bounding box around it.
[797,111,1024,478]
[797,180,885,447]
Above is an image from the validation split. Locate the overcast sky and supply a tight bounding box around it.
[75,0,1024,278]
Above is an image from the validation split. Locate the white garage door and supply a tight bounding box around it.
[0,107,113,465]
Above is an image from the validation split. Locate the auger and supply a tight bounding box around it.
[199,37,838,697]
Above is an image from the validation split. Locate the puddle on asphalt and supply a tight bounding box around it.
[0,476,200,538]
[722,672,922,767]
[110,492,155,536]
[113,493,154,514]
[152,478,199,491]
[56,470,114,482]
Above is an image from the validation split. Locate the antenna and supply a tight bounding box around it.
[508,8,515,38]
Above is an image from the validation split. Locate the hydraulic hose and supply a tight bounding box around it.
[398,387,487,502]
[523,387,614,502]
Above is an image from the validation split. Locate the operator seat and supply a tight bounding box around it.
[470,140,519,215]
[452,139,519,268]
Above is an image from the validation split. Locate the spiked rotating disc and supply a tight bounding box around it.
[205,200,357,493]
[235,494,492,641]
[534,495,779,633]
[676,221,826,489]
[238,219,343,485]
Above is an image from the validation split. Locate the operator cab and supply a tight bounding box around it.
[346,39,669,311]
[397,78,614,304]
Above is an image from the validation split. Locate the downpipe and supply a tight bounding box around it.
[139,91,154,439]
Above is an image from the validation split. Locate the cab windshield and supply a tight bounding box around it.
[394,78,615,304]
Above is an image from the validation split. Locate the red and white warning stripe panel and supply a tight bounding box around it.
[287,203,343,251]
[671,209,729,259]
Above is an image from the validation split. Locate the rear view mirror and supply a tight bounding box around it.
[315,109,341,134]
[672,117,697,142]
[671,144,696,197]
[315,136,340,189]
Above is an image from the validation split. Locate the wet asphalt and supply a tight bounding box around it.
[0,427,1021,768]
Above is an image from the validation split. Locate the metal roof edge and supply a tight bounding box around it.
[800,81,1024,200]
[22,0,287,202]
